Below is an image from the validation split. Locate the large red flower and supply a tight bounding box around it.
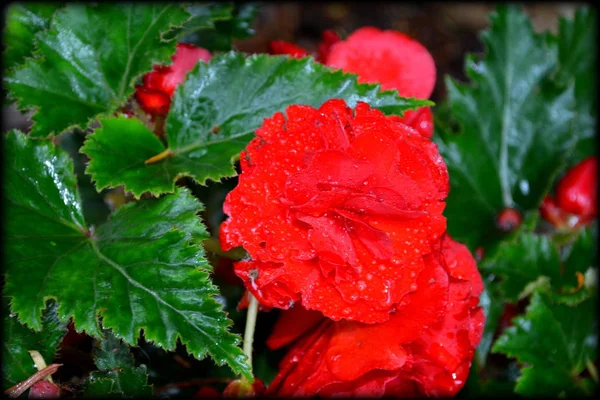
[220,99,449,323]
[266,234,484,397]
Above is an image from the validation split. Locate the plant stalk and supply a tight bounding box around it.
[242,293,259,372]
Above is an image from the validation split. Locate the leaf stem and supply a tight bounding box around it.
[586,359,598,383]
[144,148,173,164]
[4,364,62,398]
[242,293,259,374]
[28,351,53,383]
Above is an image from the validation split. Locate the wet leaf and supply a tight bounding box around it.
[2,299,67,390]
[434,5,576,250]
[4,131,251,379]
[482,224,596,305]
[84,331,152,397]
[555,7,597,164]
[4,3,190,137]
[492,290,597,396]
[2,3,62,71]
[81,52,432,198]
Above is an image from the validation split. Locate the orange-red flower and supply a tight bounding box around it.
[265,234,484,397]
[220,99,449,323]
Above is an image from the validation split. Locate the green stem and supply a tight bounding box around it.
[242,293,259,372]
[586,359,598,383]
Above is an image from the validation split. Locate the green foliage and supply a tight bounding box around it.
[482,225,597,304]
[4,3,190,137]
[81,52,431,198]
[2,299,67,390]
[84,331,152,397]
[493,290,597,396]
[2,3,62,71]
[4,131,251,379]
[169,3,258,51]
[555,7,597,164]
[434,4,576,250]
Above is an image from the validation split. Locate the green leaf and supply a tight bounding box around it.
[4,3,190,137]
[4,131,251,379]
[186,3,259,51]
[482,232,562,302]
[474,282,505,368]
[434,5,576,250]
[84,331,152,397]
[555,7,597,164]
[2,3,61,71]
[81,52,432,198]
[163,3,235,41]
[2,299,67,390]
[483,223,597,304]
[492,290,597,396]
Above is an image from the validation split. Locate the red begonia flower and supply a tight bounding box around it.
[135,43,211,116]
[220,99,449,323]
[268,40,311,59]
[266,234,484,397]
[325,27,436,99]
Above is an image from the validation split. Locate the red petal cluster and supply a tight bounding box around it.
[267,27,436,139]
[221,99,449,323]
[265,234,484,397]
[135,43,212,116]
[540,157,597,229]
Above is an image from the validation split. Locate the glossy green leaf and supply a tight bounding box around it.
[2,299,67,390]
[84,331,152,397]
[4,131,251,379]
[482,232,562,302]
[482,223,596,304]
[434,5,576,250]
[81,52,432,198]
[164,3,235,42]
[556,7,597,164]
[492,290,597,396]
[185,3,259,51]
[3,3,61,71]
[4,3,190,137]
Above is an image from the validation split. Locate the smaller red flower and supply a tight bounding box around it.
[325,27,436,99]
[135,43,212,116]
[268,40,311,59]
[556,157,597,221]
[266,235,484,397]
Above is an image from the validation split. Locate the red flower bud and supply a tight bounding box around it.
[135,43,211,116]
[390,107,434,139]
[496,208,522,232]
[28,381,60,399]
[556,157,597,220]
[268,40,311,59]
[223,378,265,398]
[539,195,567,227]
[317,29,342,63]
